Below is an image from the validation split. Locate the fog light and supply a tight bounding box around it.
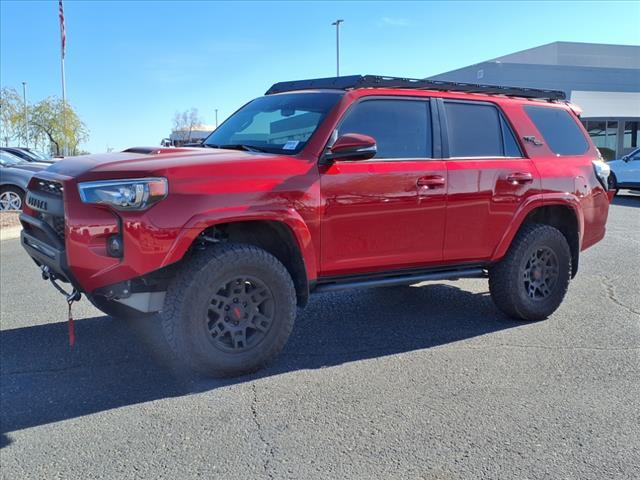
[107,235,123,257]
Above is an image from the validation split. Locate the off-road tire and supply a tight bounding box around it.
[489,224,571,321]
[607,172,618,195]
[88,294,156,320]
[161,243,296,377]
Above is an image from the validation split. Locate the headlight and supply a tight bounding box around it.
[78,178,168,210]
[592,160,611,190]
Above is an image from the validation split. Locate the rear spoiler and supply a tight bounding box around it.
[564,101,583,118]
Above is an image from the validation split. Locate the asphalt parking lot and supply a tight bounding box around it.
[1,194,639,480]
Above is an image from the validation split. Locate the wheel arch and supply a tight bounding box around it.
[493,197,583,278]
[163,212,316,307]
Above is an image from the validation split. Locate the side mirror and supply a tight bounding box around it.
[324,133,377,162]
[622,155,630,162]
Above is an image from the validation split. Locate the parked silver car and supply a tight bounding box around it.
[0,151,49,211]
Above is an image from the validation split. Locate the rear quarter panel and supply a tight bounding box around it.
[508,101,609,251]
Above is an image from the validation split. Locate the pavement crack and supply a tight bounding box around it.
[602,276,640,317]
[250,382,275,480]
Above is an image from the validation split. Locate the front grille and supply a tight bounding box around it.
[27,178,66,242]
[34,179,64,196]
[27,196,48,211]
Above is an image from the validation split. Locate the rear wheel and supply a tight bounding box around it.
[489,224,571,321]
[161,243,296,378]
[0,186,24,211]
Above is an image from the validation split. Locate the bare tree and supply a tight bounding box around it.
[172,108,203,144]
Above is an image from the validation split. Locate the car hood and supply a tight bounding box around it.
[607,159,624,170]
[44,147,283,180]
[9,162,50,173]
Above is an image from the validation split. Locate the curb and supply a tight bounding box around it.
[0,226,22,242]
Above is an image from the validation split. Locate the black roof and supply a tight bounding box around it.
[266,74,566,101]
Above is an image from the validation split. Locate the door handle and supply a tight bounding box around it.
[417,175,445,189]
[506,172,534,184]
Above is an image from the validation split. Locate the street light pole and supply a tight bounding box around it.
[22,81,28,148]
[331,19,344,77]
[215,109,219,128]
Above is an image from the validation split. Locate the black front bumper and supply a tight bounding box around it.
[20,213,77,287]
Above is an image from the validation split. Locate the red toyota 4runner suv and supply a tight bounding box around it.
[20,75,612,377]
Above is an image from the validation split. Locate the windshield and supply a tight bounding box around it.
[0,151,23,167]
[203,92,343,154]
[28,149,51,160]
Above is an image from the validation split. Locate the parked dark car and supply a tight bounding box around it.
[0,151,48,210]
[0,147,57,164]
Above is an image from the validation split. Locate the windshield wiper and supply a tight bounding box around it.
[204,144,269,153]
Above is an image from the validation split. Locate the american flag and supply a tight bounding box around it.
[59,0,66,59]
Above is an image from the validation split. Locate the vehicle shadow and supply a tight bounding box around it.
[612,191,640,207]
[0,282,517,445]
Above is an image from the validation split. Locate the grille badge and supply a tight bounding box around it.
[27,194,48,211]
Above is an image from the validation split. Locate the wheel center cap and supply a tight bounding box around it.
[232,306,243,320]
[532,268,542,280]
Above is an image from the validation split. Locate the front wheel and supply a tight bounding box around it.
[607,172,619,195]
[161,243,296,378]
[0,186,24,211]
[489,224,571,321]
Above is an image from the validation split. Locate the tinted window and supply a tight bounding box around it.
[338,100,431,158]
[204,92,342,154]
[501,116,522,157]
[444,102,503,157]
[525,106,588,156]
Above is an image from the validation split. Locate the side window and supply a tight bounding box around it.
[524,105,588,156]
[444,102,504,157]
[501,116,522,157]
[337,99,432,159]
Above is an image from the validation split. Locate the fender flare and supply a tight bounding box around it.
[161,206,319,281]
[491,193,584,262]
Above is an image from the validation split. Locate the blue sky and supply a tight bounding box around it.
[2,0,639,153]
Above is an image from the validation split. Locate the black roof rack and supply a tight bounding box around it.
[265,74,566,101]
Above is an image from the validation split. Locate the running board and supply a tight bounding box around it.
[313,267,486,293]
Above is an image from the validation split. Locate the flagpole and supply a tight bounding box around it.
[59,0,67,156]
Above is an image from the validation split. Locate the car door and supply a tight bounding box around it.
[319,97,447,276]
[438,99,541,262]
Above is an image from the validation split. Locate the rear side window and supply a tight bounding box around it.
[501,116,522,157]
[444,102,520,157]
[524,106,588,156]
[338,99,432,158]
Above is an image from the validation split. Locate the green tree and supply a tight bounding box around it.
[30,97,89,156]
[0,87,26,146]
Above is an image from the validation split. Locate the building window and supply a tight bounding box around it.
[583,120,618,161]
[624,121,639,149]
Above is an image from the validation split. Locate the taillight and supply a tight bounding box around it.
[592,159,611,190]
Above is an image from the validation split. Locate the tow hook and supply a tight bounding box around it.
[41,265,81,302]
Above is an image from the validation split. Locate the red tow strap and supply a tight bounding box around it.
[67,300,76,348]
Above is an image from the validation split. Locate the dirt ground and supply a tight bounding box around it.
[0,212,21,229]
